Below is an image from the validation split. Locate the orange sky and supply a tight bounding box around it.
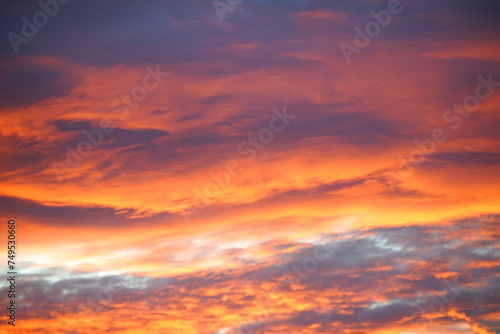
[1,0,499,333]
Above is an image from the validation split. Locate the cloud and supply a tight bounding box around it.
[0,1,499,333]
[3,217,497,333]
[0,57,81,109]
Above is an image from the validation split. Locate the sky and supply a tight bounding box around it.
[0,0,499,333]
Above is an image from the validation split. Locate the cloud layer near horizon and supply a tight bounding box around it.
[2,217,499,333]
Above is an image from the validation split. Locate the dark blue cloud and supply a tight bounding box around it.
[0,61,81,109]
[0,194,176,227]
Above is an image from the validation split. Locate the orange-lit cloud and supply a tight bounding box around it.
[0,0,499,333]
